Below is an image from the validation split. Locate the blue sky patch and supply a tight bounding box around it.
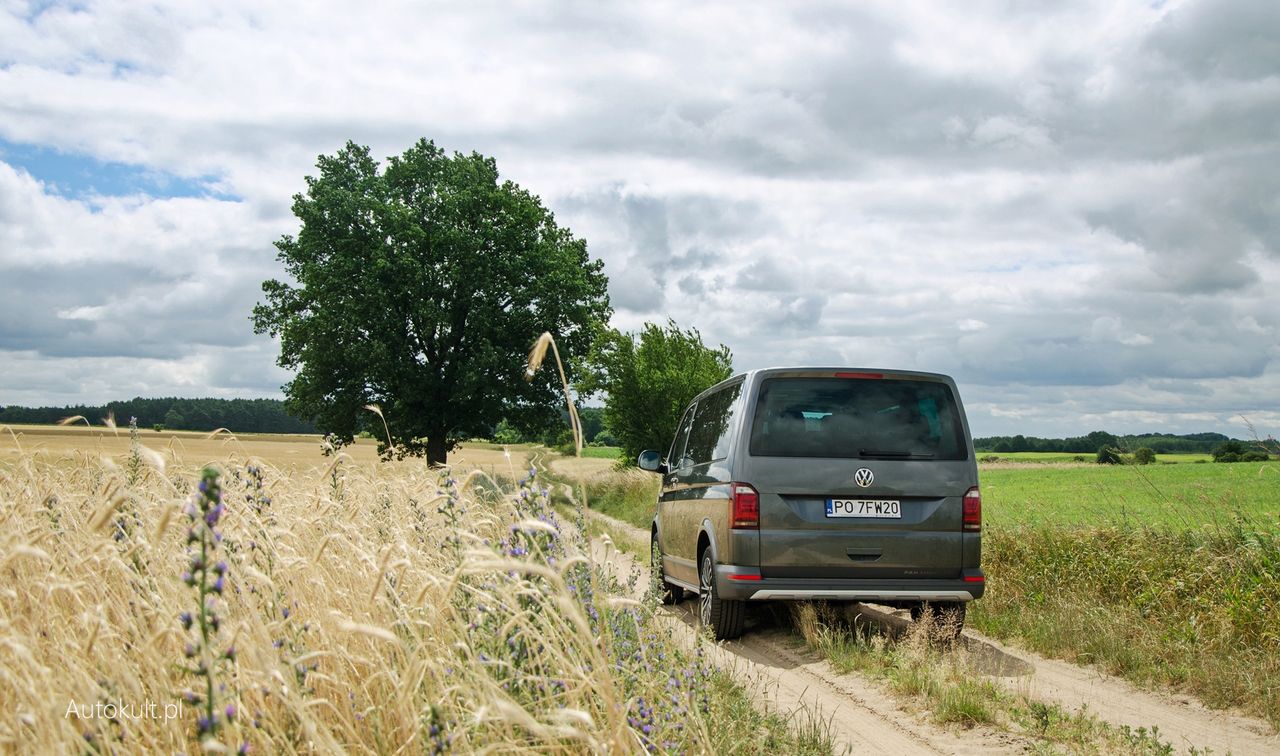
[0,139,235,200]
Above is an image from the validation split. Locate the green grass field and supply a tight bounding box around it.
[982,460,1279,528]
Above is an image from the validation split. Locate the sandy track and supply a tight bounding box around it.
[586,509,1279,755]
[838,595,1279,755]
[591,535,1026,755]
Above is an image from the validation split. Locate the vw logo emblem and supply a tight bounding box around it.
[854,468,874,488]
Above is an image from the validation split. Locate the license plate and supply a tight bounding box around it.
[826,498,901,518]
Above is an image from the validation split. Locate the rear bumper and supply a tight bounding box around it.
[715,564,985,602]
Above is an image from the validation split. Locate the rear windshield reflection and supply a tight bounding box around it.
[749,378,967,460]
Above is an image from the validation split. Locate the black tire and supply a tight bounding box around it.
[651,537,682,605]
[698,549,745,640]
[911,601,966,643]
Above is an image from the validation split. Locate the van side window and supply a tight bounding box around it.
[684,382,744,465]
[668,404,696,468]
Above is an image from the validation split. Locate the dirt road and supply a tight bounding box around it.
[586,510,1279,755]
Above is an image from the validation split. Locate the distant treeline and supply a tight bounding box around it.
[0,397,315,434]
[974,430,1241,454]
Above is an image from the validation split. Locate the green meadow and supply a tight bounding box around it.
[981,460,1279,528]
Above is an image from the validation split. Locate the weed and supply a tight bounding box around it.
[177,466,241,749]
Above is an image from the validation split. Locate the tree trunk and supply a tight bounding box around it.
[426,435,449,467]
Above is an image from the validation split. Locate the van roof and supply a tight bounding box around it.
[691,367,958,405]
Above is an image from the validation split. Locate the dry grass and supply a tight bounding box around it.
[0,433,829,753]
[0,424,532,473]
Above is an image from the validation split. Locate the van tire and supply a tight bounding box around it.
[651,537,683,605]
[699,549,744,640]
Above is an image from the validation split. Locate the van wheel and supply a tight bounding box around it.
[651,537,682,605]
[698,549,744,640]
[911,601,966,643]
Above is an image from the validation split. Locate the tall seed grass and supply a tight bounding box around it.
[0,447,828,753]
[972,520,1280,727]
[576,470,661,531]
[790,602,1003,728]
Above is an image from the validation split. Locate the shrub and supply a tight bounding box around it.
[1095,446,1123,465]
[1132,447,1156,465]
[1212,441,1247,462]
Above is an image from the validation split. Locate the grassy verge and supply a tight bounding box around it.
[790,603,1203,754]
[972,521,1280,727]
[574,468,661,530]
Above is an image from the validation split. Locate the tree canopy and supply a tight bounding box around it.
[253,140,610,463]
[577,319,732,464]
[975,430,1239,455]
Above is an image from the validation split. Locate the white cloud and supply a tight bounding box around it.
[0,0,1276,438]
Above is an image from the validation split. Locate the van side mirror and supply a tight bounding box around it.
[637,449,667,474]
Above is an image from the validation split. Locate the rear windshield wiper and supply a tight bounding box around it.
[859,449,935,459]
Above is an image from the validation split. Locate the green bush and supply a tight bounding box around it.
[1132,447,1156,465]
[1212,440,1247,462]
[1095,446,1123,465]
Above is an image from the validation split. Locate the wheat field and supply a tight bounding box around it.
[0,425,824,754]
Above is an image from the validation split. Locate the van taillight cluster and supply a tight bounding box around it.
[963,486,981,532]
[731,483,759,529]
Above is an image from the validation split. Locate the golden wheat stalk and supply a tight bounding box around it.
[525,331,583,456]
[363,404,396,454]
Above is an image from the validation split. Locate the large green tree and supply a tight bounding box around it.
[578,319,732,463]
[253,140,610,464]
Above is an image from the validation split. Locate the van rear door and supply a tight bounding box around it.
[743,372,974,580]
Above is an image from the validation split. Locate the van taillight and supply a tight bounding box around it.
[731,483,759,529]
[962,487,981,532]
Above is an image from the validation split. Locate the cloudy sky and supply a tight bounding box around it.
[2,0,1277,438]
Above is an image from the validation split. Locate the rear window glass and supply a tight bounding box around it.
[748,377,967,460]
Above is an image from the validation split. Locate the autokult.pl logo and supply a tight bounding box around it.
[65,699,184,721]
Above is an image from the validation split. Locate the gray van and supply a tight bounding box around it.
[639,367,983,640]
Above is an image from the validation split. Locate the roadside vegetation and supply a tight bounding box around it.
[567,457,1280,730]
[974,520,1280,726]
[0,439,832,753]
[789,603,1209,754]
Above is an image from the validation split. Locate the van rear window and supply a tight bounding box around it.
[748,377,967,460]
